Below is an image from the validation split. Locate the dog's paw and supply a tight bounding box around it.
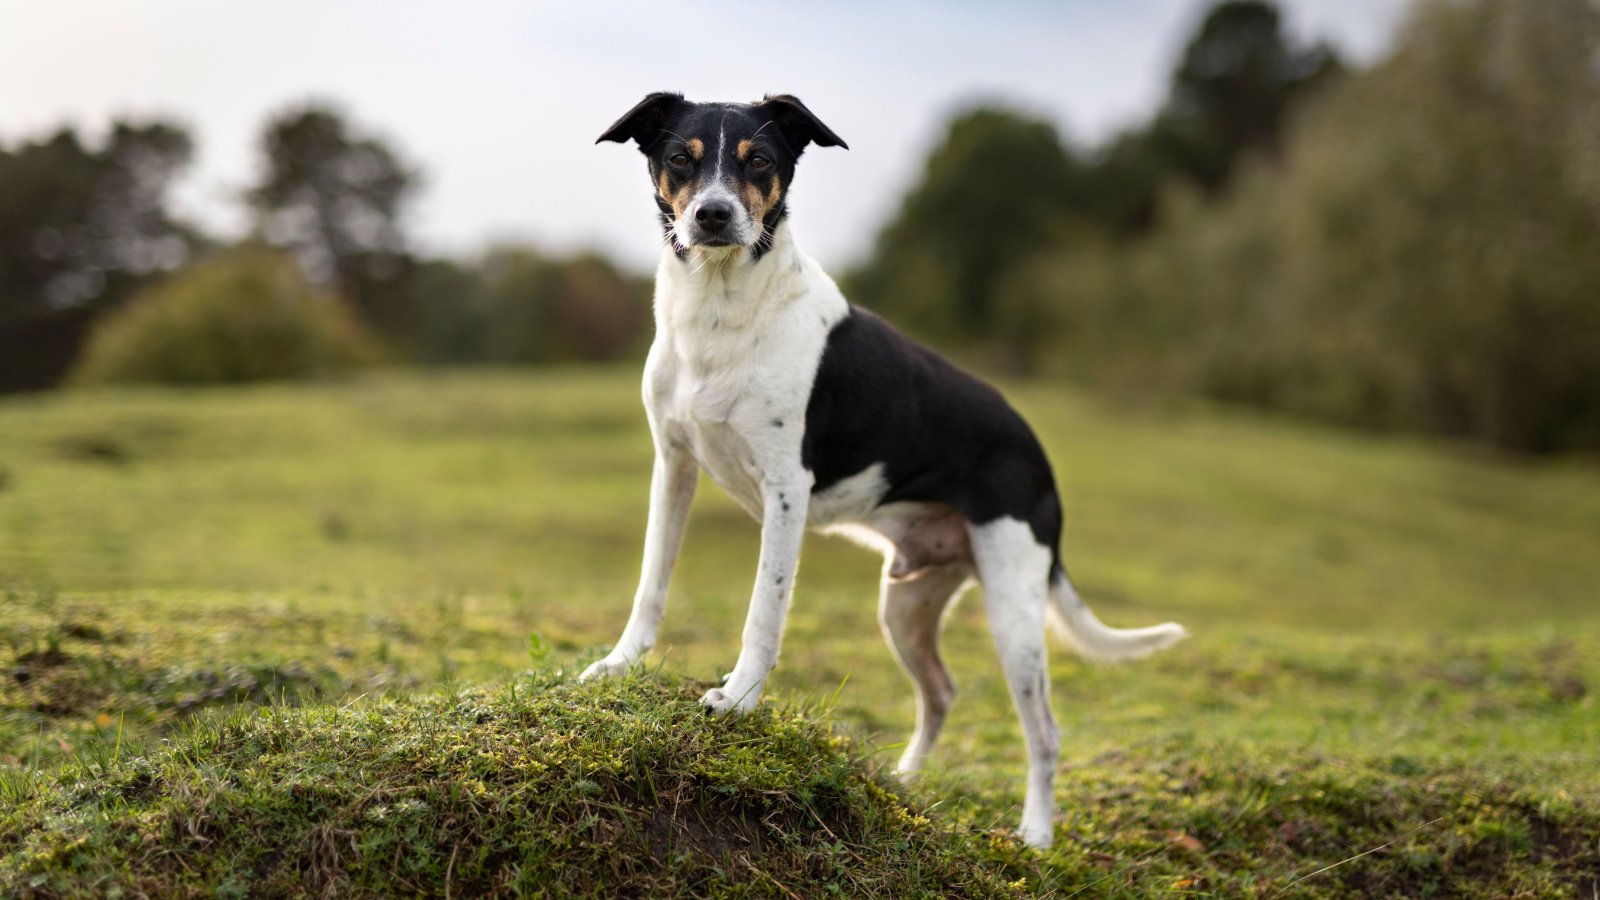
[699,679,763,716]
[578,653,637,682]
[893,755,927,780]
[1017,804,1055,849]
[1017,821,1054,850]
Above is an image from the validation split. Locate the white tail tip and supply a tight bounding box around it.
[1049,575,1188,663]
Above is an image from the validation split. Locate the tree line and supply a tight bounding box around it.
[0,106,650,390]
[848,0,1600,455]
[3,0,1595,455]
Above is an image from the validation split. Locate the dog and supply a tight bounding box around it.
[582,92,1187,848]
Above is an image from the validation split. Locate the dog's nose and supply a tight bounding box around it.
[695,200,734,230]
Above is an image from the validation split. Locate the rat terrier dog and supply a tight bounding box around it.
[584,92,1186,848]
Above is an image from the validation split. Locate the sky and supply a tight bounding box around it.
[0,0,1414,273]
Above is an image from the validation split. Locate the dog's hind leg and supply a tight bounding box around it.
[879,562,971,775]
[968,517,1060,849]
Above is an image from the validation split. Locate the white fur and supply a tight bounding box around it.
[1050,572,1189,662]
[808,463,889,526]
[965,517,1060,848]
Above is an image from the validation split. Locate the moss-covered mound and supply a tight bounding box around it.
[0,673,1024,898]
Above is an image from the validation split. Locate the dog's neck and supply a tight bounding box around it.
[653,220,810,340]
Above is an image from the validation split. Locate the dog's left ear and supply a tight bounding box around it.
[596,92,686,151]
[755,94,849,156]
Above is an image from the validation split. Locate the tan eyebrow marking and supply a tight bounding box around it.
[686,138,704,160]
[736,139,753,161]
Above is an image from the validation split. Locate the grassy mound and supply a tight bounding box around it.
[3,656,1599,897]
[0,672,1025,898]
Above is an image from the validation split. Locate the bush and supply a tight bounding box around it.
[71,248,377,386]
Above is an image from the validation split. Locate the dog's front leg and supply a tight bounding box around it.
[701,472,811,715]
[580,445,698,681]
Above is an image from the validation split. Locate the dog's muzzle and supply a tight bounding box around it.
[681,189,751,248]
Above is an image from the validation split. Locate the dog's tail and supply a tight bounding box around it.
[1047,565,1187,662]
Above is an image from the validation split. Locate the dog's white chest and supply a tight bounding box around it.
[671,368,769,518]
[644,240,849,521]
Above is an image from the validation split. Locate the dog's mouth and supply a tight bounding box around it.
[673,227,751,253]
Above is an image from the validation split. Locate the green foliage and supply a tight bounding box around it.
[847,109,1090,348]
[1148,0,1342,190]
[70,248,376,386]
[847,2,1341,372]
[1246,0,1600,453]
[477,247,652,363]
[353,247,651,367]
[1010,0,1600,454]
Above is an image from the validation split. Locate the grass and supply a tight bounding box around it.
[1,366,1598,896]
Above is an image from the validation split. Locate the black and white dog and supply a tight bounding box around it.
[584,92,1186,848]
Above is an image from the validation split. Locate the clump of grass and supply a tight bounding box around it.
[0,670,1030,898]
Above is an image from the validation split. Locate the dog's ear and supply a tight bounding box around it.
[596,92,686,151]
[755,94,848,156]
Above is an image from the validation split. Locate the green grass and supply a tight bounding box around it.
[2,367,1598,896]
[0,672,1034,897]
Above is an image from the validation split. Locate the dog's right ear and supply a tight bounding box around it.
[596,92,686,151]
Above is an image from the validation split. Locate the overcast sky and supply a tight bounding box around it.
[0,0,1413,273]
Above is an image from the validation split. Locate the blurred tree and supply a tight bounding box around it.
[1148,0,1341,191]
[246,104,419,339]
[396,258,492,364]
[1010,0,1600,455]
[478,247,650,364]
[846,108,1091,350]
[847,1,1341,368]
[0,121,196,390]
[1083,1,1342,237]
[1256,0,1600,452]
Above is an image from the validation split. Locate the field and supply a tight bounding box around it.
[2,368,1598,896]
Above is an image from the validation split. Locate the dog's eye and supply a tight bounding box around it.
[668,153,690,167]
[749,155,771,170]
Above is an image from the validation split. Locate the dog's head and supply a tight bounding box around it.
[598,93,847,255]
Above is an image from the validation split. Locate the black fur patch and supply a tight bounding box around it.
[802,307,1064,566]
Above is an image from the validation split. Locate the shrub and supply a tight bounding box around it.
[71,248,376,386]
